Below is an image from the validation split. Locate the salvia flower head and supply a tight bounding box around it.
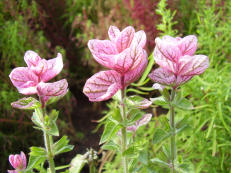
[149,35,209,88]
[83,26,148,101]
[8,151,27,173]
[9,51,68,106]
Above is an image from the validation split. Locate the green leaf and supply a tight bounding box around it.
[150,96,168,106]
[46,119,59,136]
[50,109,59,121]
[69,154,87,173]
[153,129,171,144]
[102,140,120,151]
[26,155,46,170]
[53,136,74,155]
[151,158,169,168]
[31,109,44,128]
[122,146,139,158]
[126,95,152,109]
[30,146,46,157]
[173,93,193,110]
[100,121,122,144]
[126,109,143,126]
[11,97,41,110]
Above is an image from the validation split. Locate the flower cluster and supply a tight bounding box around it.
[149,35,209,88]
[83,26,148,101]
[9,51,68,107]
[8,152,27,173]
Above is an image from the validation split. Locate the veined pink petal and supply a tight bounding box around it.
[9,67,38,95]
[155,37,182,62]
[137,113,152,127]
[127,114,152,132]
[83,70,122,102]
[24,50,41,67]
[124,49,148,86]
[130,30,147,48]
[20,152,27,169]
[179,35,197,56]
[37,79,68,97]
[175,75,192,86]
[108,26,120,42]
[177,55,209,76]
[30,59,48,76]
[40,53,63,82]
[116,26,135,52]
[112,46,144,74]
[162,35,181,43]
[149,67,176,86]
[88,39,117,69]
[9,155,16,169]
[154,46,176,73]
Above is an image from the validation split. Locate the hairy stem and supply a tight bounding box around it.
[120,77,128,173]
[170,88,176,173]
[41,107,56,173]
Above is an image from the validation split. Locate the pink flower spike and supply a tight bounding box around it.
[9,67,38,95]
[8,151,27,172]
[151,35,209,88]
[40,53,63,82]
[83,70,122,102]
[108,25,120,42]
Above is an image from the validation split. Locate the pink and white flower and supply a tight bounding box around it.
[149,35,209,88]
[8,151,27,173]
[83,26,148,101]
[9,51,63,95]
[9,51,68,107]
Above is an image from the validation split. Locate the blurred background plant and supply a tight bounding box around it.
[1,0,231,172]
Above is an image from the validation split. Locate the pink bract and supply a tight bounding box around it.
[149,35,209,88]
[37,79,68,105]
[9,50,63,95]
[84,26,148,102]
[127,114,152,132]
[8,151,26,172]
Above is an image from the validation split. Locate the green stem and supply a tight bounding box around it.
[41,107,56,173]
[170,88,176,173]
[121,88,128,173]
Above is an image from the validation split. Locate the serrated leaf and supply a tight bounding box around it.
[26,155,46,170]
[100,122,122,144]
[102,141,120,151]
[11,97,41,110]
[46,120,59,136]
[150,96,168,106]
[69,154,87,173]
[151,158,169,168]
[173,93,193,110]
[53,136,74,155]
[31,109,44,128]
[153,129,171,144]
[30,146,46,157]
[122,146,139,158]
[126,95,152,109]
